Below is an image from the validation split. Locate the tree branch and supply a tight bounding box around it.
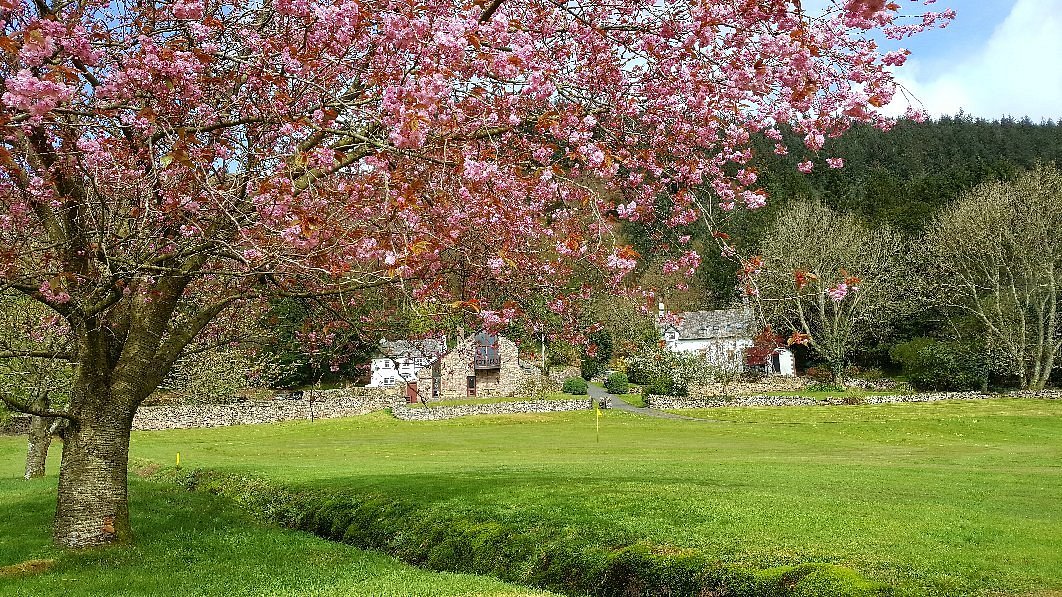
[0,393,79,422]
[479,0,506,22]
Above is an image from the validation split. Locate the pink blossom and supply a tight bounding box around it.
[1,70,74,122]
[39,281,72,304]
[826,158,844,169]
[797,161,815,174]
[827,283,849,302]
[172,0,204,19]
[486,256,505,273]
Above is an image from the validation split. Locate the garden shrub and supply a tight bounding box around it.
[562,377,588,395]
[890,337,986,391]
[805,381,846,393]
[604,372,629,395]
[645,376,686,397]
[580,358,605,381]
[625,355,662,386]
[741,368,766,383]
[805,366,836,383]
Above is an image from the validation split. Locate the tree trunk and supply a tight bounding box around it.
[24,414,53,480]
[53,403,135,548]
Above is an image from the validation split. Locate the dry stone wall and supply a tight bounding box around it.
[548,365,582,385]
[392,399,589,421]
[1,414,30,435]
[647,390,1062,410]
[133,387,402,431]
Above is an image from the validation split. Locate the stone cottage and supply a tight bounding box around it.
[412,331,545,401]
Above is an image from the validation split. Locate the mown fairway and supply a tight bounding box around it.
[2,398,1061,596]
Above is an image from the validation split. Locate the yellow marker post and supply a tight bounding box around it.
[176,452,180,468]
[595,401,601,443]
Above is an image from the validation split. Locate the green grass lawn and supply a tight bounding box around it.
[609,393,645,407]
[2,399,1061,597]
[0,446,554,596]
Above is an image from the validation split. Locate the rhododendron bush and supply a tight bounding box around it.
[0,0,949,547]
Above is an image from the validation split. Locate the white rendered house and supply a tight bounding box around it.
[661,308,755,369]
[660,308,796,376]
[367,337,447,388]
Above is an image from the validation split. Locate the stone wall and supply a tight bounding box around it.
[647,390,1062,410]
[392,399,589,421]
[132,387,402,431]
[687,376,808,397]
[1,414,31,435]
[685,375,910,397]
[548,365,582,385]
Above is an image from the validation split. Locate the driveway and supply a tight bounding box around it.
[587,383,707,421]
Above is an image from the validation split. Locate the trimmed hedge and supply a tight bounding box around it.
[164,468,891,597]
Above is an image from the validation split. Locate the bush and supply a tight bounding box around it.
[805,381,846,393]
[890,338,986,391]
[741,368,766,383]
[626,354,663,386]
[805,366,836,383]
[646,376,687,397]
[604,372,629,394]
[562,377,588,395]
[580,358,605,381]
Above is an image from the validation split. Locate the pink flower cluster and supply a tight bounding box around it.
[1,70,73,123]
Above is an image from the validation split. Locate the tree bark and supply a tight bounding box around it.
[24,414,53,479]
[53,400,135,548]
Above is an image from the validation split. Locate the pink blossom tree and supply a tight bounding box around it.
[0,0,949,547]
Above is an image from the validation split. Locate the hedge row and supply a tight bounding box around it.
[165,469,890,597]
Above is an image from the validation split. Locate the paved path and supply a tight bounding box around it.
[587,383,708,421]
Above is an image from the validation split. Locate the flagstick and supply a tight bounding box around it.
[595,401,601,443]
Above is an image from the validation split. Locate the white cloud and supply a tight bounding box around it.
[887,0,1062,120]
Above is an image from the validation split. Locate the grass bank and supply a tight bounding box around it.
[0,445,555,596]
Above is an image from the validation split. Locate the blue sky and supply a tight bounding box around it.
[876,0,1062,121]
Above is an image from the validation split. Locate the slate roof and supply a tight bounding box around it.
[377,337,447,360]
[664,308,752,340]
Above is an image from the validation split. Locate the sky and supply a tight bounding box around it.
[877,0,1062,121]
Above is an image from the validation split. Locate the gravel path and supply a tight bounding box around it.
[586,384,709,421]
